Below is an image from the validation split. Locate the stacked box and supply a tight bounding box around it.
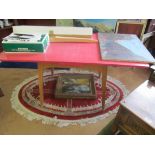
[2,33,49,53]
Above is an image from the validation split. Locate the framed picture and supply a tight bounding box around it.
[115,20,147,39]
[73,19,117,33]
[56,19,74,26]
[55,73,96,99]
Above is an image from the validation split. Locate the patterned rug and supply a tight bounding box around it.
[11,69,128,127]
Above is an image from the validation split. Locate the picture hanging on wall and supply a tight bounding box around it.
[56,19,74,26]
[73,19,117,32]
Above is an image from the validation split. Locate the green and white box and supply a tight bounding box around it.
[2,33,49,52]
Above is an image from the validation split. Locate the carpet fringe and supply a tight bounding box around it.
[10,70,128,127]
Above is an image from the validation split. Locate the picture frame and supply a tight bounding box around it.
[55,73,96,99]
[115,20,147,39]
[73,19,117,33]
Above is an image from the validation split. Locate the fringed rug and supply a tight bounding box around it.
[11,69,129,127]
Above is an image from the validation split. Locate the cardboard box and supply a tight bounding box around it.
[2,33,49,52]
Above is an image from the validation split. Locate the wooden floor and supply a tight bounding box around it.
[0,66,150,135]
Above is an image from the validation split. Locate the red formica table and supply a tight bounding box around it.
[0,33,151,109]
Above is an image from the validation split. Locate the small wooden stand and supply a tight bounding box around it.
[112,80,155,135]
